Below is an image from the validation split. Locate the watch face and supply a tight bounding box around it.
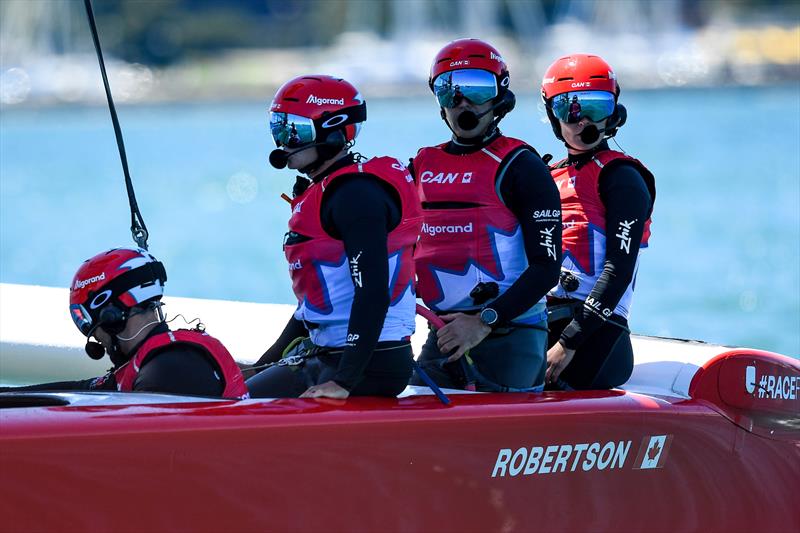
[480,307,498,325]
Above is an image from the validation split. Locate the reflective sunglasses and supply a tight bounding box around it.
[549,90,616,124]
[269,112,316,148]
[70,303,93,336]
[433,69,498,108]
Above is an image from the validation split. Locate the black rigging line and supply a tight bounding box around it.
[83,0,149,250]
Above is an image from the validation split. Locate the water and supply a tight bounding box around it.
[1,86,799,357]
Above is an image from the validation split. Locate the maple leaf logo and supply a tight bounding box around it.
[647,441,662,462]
[634,435,672,470]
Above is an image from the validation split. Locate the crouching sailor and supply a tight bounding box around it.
[1,247,248,398]
[539,54,656,390]
[410,39,562,392]
[245,75,422,399]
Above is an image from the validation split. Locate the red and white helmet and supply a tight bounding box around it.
[541,54,619,101]
[429,38,509,89]
[540,54,625,141]
[269,75,366,147]
[69,247,167,337]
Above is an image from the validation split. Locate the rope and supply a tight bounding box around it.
[83,0,149,250]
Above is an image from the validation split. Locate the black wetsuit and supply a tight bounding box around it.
[409,131,563,390]
[548,142,655,390]
[247,154,413,398]
[0,323,224,396]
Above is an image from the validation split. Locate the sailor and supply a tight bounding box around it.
[1,247,248,398]
[540,54,656,390]
[245,75,422,399]
[410,39,562,391]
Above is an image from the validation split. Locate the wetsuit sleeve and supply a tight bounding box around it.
[253,314,309,368]
[559,162,653,349]
[321,174,401,390]
[133,346,224,397]
[491,149,562,324]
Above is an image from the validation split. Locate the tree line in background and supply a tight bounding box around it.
[85,0,796,66]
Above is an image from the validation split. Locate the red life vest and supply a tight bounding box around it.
[413,136,547,323]
[285,156,422,347]
[549,150,655,318]
[115,329,249,399]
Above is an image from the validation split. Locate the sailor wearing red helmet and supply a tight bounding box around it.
[540,54,656,390]
[246,75,422,399]
[1,248,247,398]
[410,39,562,392]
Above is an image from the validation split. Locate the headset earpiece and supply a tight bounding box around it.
[604,104,627,138]
[324,130,347,150]
[494,90,516,119]
[98,305,126,334]
[614,104,627,129]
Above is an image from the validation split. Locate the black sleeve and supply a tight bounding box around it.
[491,149,562,324]
[559,162,653,349]
[321,174,400,390]
[0,373,116,392]
[254,314,309,368]
[133,347,224,397]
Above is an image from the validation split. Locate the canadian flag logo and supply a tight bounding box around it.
[745,365,756,394]
[633,435,673,470]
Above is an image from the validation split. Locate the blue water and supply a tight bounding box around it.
[1,86,799,356]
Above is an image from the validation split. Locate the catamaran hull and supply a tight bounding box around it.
[2,377,798,532]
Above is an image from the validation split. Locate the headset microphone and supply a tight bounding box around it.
[269,131,348,170]
[456,91,516,130]
[269,143,317,169]
[579,124,605,144]
[85,341,106,360]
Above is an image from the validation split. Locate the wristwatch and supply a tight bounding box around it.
[479,307,499,328]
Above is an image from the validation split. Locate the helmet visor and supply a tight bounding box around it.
[550,91,616,124]
[433,69,498,108]
[70,303,93,336]
[269,112,316,148]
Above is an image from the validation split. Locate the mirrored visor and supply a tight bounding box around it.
[269,112,316,148]
[549,91,616,124]
[433,69,498,108]
[70,303,93,336]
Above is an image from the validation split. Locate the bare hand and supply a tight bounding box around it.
[300,380,350,399]
[436,313,491,362]
[545,342,576,386]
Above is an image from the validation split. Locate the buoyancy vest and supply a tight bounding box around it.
[115,329,249,399]
[548,150,655,318]
[285,156,423,347]
[413,136,546,324]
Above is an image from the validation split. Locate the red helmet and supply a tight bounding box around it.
[69,247,167,337]
[541,54,618,101]
[269,75,366,145]
[429,38,509,89]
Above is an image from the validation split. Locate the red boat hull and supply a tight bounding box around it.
[2,386,798,533]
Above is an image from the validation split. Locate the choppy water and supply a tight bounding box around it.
[1,86,799,356]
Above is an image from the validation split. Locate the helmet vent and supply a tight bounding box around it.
[284,97,299,102]
[557,77,573,82]
[589,75,606,79]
